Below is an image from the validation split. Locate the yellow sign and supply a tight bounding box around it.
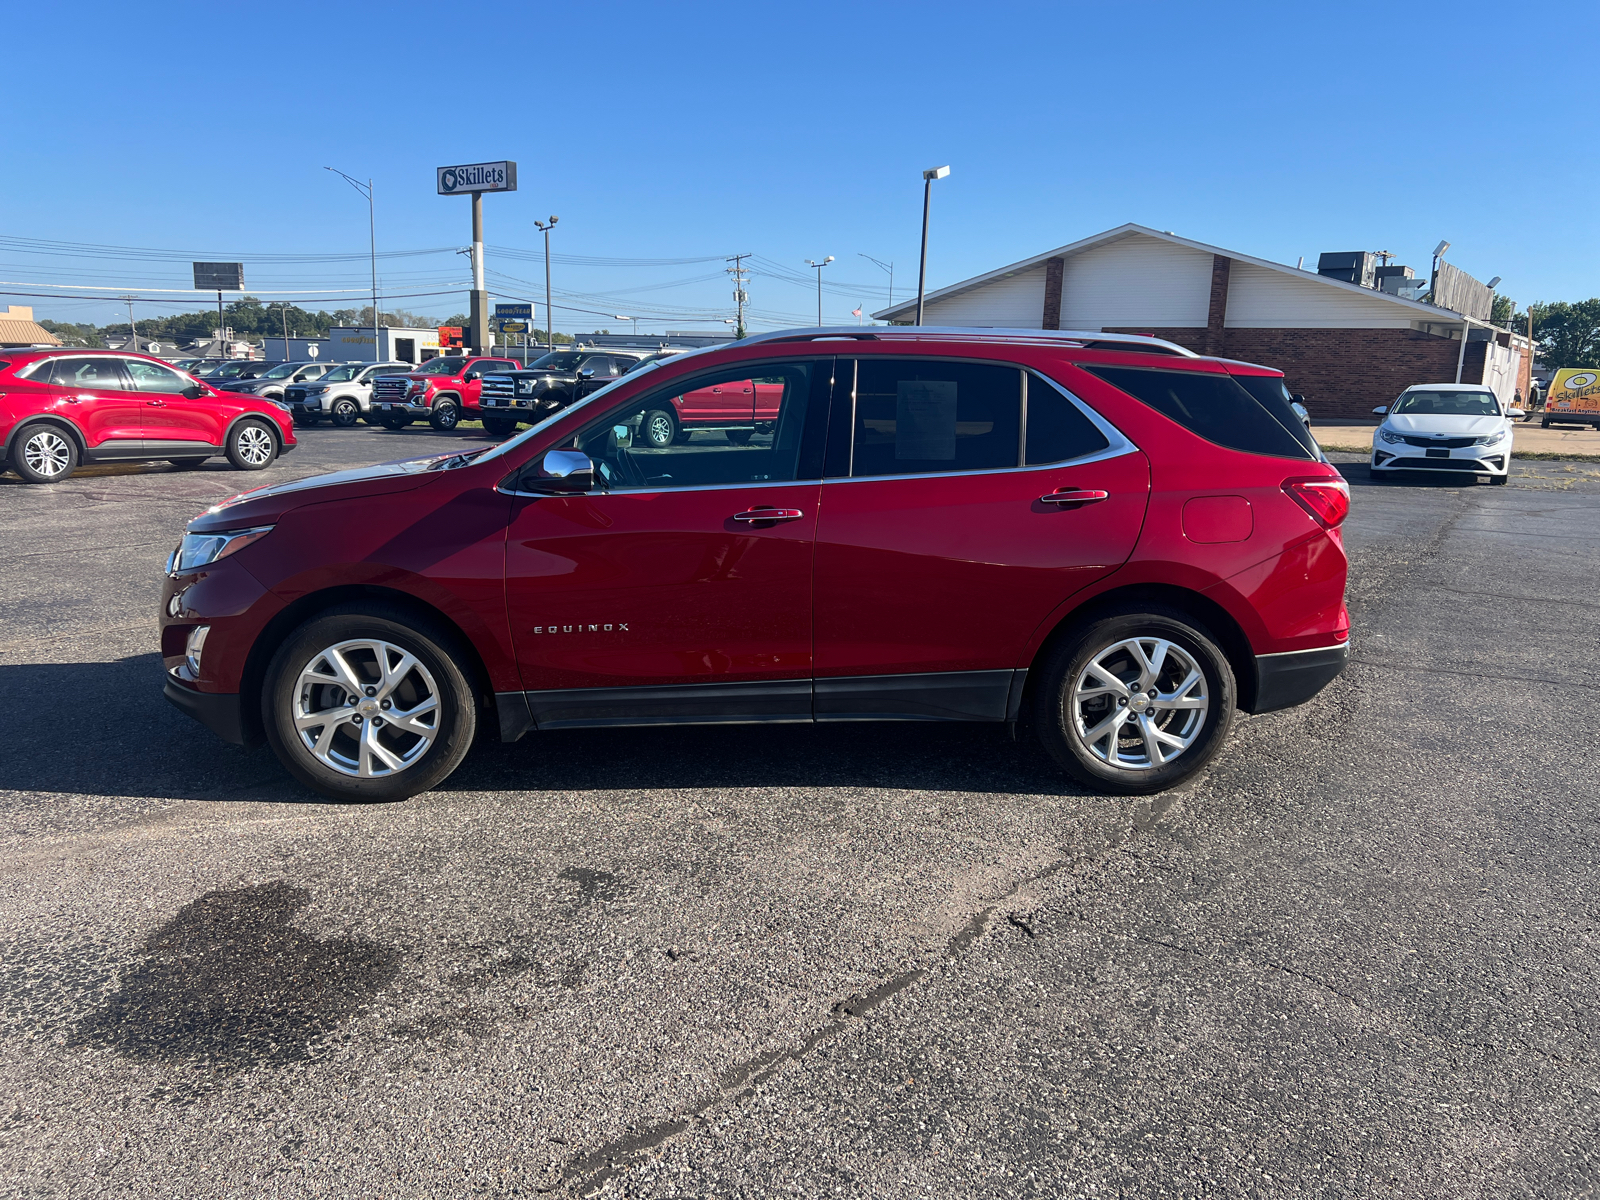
[1547,368,1600,417]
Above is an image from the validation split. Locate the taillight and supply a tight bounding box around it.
[1283,476,1350,529]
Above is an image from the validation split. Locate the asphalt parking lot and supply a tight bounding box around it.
[3,427,1599,1198]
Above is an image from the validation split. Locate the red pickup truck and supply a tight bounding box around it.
[638,374,786,446]
[368,355,522,431]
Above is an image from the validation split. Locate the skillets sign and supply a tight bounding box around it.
[436,161,518,195]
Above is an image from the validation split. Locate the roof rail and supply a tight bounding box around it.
[730,325,1197,357]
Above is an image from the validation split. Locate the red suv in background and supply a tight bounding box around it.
[0,349,296,483]
[160,328,1350,802]
[368,354,522,431]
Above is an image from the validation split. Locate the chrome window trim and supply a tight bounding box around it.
[497,476,825,499]
[1025,368,1138,464]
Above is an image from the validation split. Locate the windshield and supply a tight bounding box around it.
[317,364,361,382]
[527,351,585,372]
[475,359,668,467]
[1391,390,1499,417]
[260,362,303,379]
[207,361,257,379]
[416,357,467,375]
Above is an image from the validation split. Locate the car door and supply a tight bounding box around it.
[39,356,144,453]
[120,357,221,446]
[571,355,618,402]
[502,357,831,727]
[810,357,1150,721]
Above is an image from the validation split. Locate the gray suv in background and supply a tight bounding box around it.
[286,362,414,427]
[213,360,334,403]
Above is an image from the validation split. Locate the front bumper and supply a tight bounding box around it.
[164,679,257,747]
[1252,643,1349,713]
[374,400,431,417]
[1372,444,1508,473]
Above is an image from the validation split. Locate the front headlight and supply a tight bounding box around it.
[169,525,274,573]
[1477,430,1506,447]
[1378,427,1404,444]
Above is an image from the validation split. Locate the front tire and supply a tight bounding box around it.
[1035,605,1236,795]
[261,607,478,802]
[481,417,517,438]
[429,400,461,432]
[330,398,360,427]
[11,424,78,483]
[226,419,278,471]
[642,407,678,448]
[1490,473,1509,485]
[377,412,412,430]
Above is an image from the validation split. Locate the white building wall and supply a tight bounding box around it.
[921,265,1048,327]
[1059,235,1213,329]
[1224,261,1417,328]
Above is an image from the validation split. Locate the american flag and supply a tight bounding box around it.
[851,305,862,317]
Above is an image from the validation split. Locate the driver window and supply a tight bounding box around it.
[576,361,816,490]
[121,359,190,393]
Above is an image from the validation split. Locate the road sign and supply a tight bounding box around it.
[436,162,517,195]
[193,262,243,290]
[494,303,532,319]
[498,321,528,334]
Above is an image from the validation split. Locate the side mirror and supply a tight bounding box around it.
[1372,406,1388,416]
[1290,401,1310,426]
[465,370,482,381]
[1507,407,1526,418]
[1291,393,1306,405]
[611,423,633,448]
[183,383,206,399]
[527,449,593,493]
[579,367,596,379]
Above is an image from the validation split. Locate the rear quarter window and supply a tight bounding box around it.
[1084,366,1314,460]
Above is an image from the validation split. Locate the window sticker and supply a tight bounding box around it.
[895,380,957,460]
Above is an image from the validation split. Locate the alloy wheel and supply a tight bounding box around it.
[23,430,71,478]
[1070,636,1209,771]
[291,638,441,778]
[236,425,274,465]
[648,413,673,445]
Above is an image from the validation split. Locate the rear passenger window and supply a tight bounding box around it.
[850,359,1021,477]
[1084,366,1314,460]
[1025,372,1110,464]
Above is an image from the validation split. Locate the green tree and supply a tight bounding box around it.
[1490,293,1516,327]
[1529,300,1600,368]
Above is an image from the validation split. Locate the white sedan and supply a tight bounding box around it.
[1370,384,1524,485]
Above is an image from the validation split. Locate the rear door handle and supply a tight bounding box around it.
[146,399,167,407]
[732,507,804,523]
[1040,489,1109,505]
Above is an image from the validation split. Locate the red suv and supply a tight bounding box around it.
[368,354,522,431]
[0,349,296,483]
[159,329,1350,802]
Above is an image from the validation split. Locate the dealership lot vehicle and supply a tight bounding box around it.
[161,328,1350,802]
[196,359,275,383]
[1370,383,1523,484]
[0,349,296,483]
[369,354,522,431]
[213,359,335,403]
[286,361,411,426]
[477,348,651,435]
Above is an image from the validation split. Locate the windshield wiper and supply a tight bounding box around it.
[427,448,489,471]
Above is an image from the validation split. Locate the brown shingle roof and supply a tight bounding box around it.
[0,318,62,347]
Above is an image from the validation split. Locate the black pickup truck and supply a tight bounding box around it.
[476,348,652,435]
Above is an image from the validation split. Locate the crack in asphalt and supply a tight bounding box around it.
[1348,657,1579,690]
[553,848,1100,1195]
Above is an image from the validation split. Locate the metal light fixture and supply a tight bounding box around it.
[805,256,834,325]
[1487,276,1502,289]
[1433,240,1451,260]
[915,166,951,325]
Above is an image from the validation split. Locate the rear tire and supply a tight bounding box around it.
[226,419,278,471]
[261,606,478,802]
[429,400,461,432]
[11,424,78,483]
[642,407,678,448]
[378,412,412,430]
[725,428,753,445]
[1035,605,1236,795]
[330,398,360,428]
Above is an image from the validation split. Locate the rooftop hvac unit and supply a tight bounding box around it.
[1374,265,1415,281]
[1317,251,1377,288]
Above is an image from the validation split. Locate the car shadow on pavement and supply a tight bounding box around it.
[0,654,1087,804]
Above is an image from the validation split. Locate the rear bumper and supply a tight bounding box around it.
[164,678,258,748]
[1251,642,1348,714]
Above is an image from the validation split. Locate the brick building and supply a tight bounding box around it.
[873,225,1532,419]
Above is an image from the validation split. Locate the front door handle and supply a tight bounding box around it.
[732,507,804,523]
[1040,489,1109,506]
[146,399,167,407]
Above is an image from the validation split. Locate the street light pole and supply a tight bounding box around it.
[915,165,950,326]
[805,256,834,325]
[327,167,378,361]
[534,216,559,351]
[858,253,894,315]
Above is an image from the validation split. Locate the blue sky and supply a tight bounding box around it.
[4,0,1593,333]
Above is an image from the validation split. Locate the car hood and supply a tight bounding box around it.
[188,453,454,531]
[1385,414,1504,436]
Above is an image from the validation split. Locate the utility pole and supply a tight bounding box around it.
[327,167,378,362]
[121,296,138,351]
[280,301,290,359]
[535,216,559,351]
[915,165,951,326]
[805,256,834,325]
[726,253,750,338]
[858,253,893,317]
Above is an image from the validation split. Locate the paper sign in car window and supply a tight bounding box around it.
[896,380,957,460]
